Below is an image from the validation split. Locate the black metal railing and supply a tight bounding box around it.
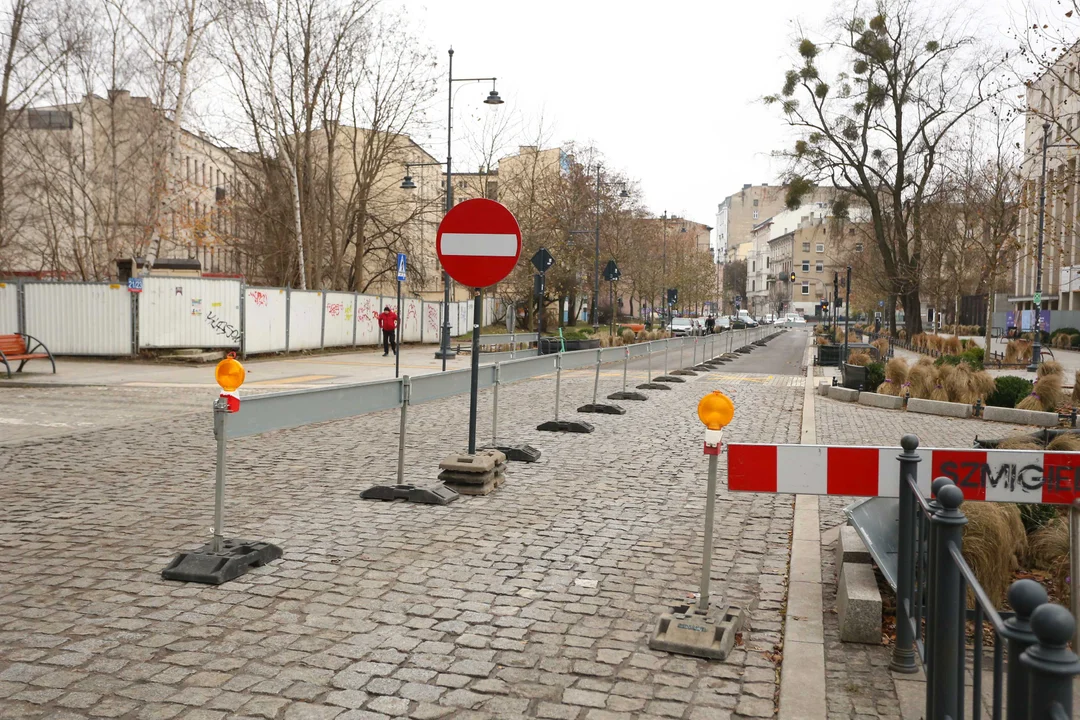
[890,435,1080,720]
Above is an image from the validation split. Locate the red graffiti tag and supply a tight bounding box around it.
[249,290,268,307]
[327,302,344,318]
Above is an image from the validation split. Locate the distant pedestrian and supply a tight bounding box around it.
[377,305,398,356]
[705,316,715,334]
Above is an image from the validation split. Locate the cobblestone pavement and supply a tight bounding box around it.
[0,361,802,720]
[813,396,1033,719]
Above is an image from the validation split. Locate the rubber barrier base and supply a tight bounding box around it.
[577,403,627,415]
[649,602,747,661]
[637,383,672,391]
[481,444,542,463]
[693,365,713,372]
[162,538,283,585]
[536,420,595,433]
[671,369,697,376]
[653,375,686,383]
[608,391,648,401]
[360,484,460,504]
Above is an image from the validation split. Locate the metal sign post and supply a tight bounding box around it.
[532,248,554,357]
[396,253,406,379]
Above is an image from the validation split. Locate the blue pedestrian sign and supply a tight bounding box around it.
[127,277,143,293]
[879,300,884,307]
[396,253,407,282]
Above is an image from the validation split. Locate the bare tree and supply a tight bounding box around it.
[768,0,1002,335]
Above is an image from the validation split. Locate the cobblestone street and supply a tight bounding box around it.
[1,352,803,720]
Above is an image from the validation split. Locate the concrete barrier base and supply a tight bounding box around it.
[858,393,904,410]
[982,405,1059,427]
[826,386,859,402]
[906,397,972,418]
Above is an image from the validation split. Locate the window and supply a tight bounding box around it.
[855,242,864,252]
[816,243,825,252]
[802,242,810,252]
[751,260,756,272]
[27,109,73,129]
[815,261,823,272]
[752,210,759,220]
[801,283,810,295]
[753,199,759,207]
[751,280,756,291]
[766,257,770,268]
[802,260,810,272]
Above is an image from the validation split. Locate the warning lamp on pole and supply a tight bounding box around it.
[215,353,245,412]
[695,390,735,613]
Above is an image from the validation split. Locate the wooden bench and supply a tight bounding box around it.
[0,333,55,378]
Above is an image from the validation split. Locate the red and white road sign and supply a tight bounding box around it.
[437,198,522,288]
[727,443,1080,505]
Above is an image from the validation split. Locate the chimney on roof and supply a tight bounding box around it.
[107,89,130,102]
[743,183,751,189]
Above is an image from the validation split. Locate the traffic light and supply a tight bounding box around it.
[821,299,830,314]
[667,288,678,306]
[789,271,796,283]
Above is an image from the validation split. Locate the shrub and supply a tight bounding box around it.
[1020,503,1060,534]
[986,375,1033,408]
[1051,327,1080,342]
[961,346,984,370]
[864,361,885,392]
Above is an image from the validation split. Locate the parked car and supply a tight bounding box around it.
[669,317,702,336]
[783,313,807,326]
[716,316,731,330]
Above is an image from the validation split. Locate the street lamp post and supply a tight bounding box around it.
[434,47,503,370]
[1029,122,1051,372]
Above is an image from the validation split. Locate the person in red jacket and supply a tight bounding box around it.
[376,306,398,356]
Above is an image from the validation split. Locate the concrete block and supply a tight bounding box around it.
[858,392,904,410]
[439,449,504,473]
[837,562,882,644]
[906,397,972,418]
[826,386,859,402]
[836,526,872,572]
[982,405,1060,427]
[817,381,830,396]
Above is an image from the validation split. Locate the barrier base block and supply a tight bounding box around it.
[753,340,767,346]
[736,346,753,353]
[536,420,595,433]
[360,484,460,504]
[481,444,542,463]
[637,383,672,391]
[434,349,457,360]
[648,601,747,661]
[577,403,626,415]
[161,538,283,585]
[608,391,648,401]
[671,369,698,376]
[653,375,686,383]
[693,365,713,372]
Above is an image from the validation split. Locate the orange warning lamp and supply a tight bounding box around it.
[697,391,734,431]
[215,354,246,393]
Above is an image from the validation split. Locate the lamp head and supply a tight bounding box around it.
[697,390,734,431]
[484,89,504,105]
[215,354,246,393]
[400,175,416,190]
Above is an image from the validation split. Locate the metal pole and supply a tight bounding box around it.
[622,346,628,391]
[700,451,719,609]
[890,435,920,673]
[395,279,402,378]
[647,341,652,381]
[537,271,544,357]
[843,266,851,362]
[1021,604,1080,719]
[467,288,482,453]
[593,348,601,404]
[664,341,668,374]
[397,377,409,485]
[928,485,966,720]
[661,211,667,330]
[492,364,500,445]
[593,165,601,330]
[679,337,684,368]
[1072,499,1080,649]
[437,47,456,368]
[1030,122,1051,372]
[554,354,562,422]
[211,399,227,554]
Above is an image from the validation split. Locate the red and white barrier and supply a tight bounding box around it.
[727,444,1080,505]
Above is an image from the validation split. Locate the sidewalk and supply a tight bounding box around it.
[0,343,472,389]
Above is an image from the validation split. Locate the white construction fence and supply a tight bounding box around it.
[0,277,498,357]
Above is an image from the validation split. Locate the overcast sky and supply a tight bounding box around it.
[389,0,1041,241]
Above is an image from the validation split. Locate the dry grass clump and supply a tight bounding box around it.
[1005,339,1033,364]
[816,336,829,346]
[930,365,951,401]
[877,357,909,395]
[928,335,944,354]
[907,363,935,399]
[943,335,962,355]
[972,370,996,403]
[1029,516,1071,607]
[1073,371,1080,406]
[1053,334,1073,349]
[1037,360,1065,379]
[621,329,636,345]
[847,351,873,367]
[1017,373,1065,412]
[962,503,1028,608]
[946,363,976,403]
[871,338,889,358]
[1047,433,1080,451]
[995,435,1044,450]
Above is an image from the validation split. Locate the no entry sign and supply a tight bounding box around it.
[437,199,522,288]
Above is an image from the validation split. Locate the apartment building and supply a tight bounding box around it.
[715,184,789,264]
[7,90,247,280]
[1012,44,1080,315]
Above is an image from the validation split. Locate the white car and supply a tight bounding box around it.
[784,314,807,326]
[669,318,701,336]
